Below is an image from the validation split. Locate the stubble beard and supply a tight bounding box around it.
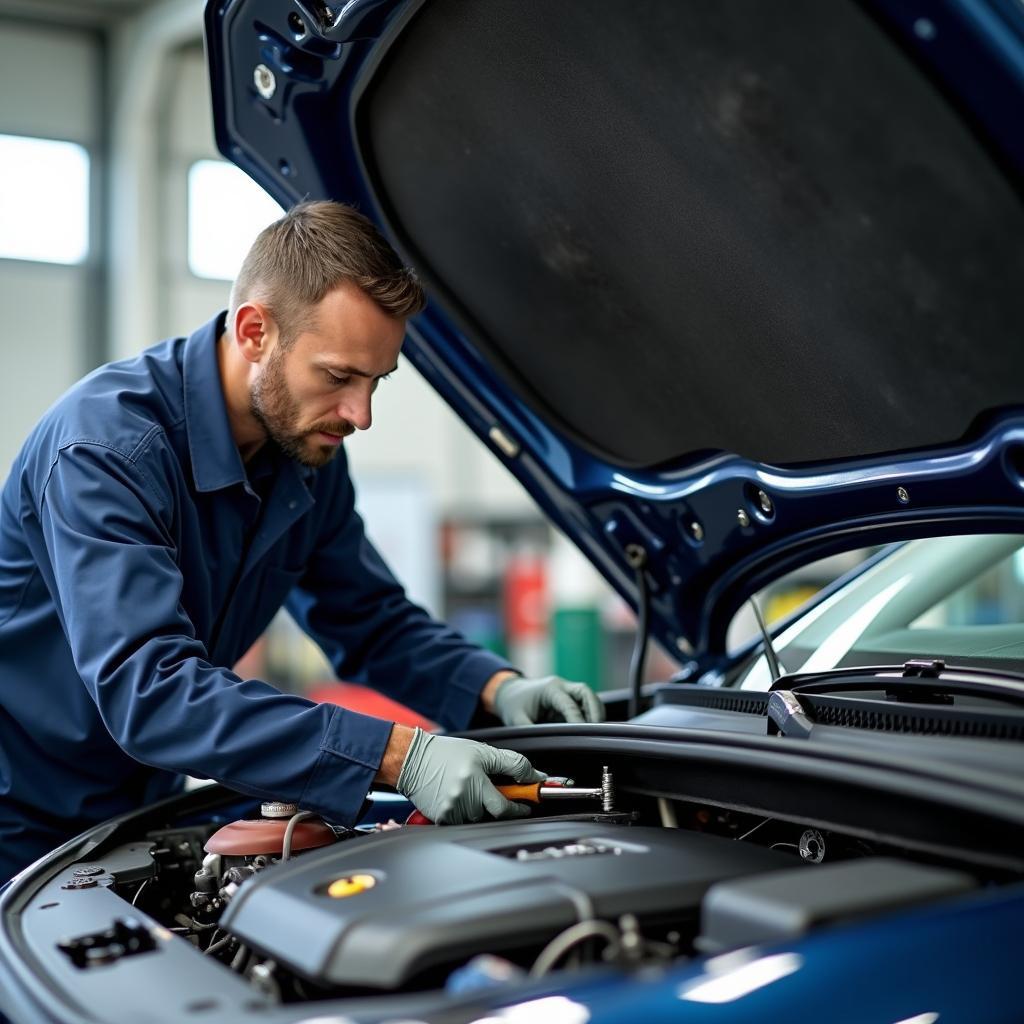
[249,347,349,469]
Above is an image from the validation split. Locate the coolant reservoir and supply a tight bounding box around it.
[205,802,337,856]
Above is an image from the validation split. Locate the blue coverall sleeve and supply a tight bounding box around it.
[285,468,514,731]
[34,441,390,826]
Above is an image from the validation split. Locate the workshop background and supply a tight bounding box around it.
[0,0,860,720]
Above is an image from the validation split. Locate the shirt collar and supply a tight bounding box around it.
[182,311,248,493]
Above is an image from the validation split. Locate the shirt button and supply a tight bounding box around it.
[288,500,297,510]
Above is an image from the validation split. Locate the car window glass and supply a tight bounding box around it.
[727,548,879,653]
[735,535,1024,690]
[909,547,1024,628]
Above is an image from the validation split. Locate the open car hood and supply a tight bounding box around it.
[205,0,1024,660]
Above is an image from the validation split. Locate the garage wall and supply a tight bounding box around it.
[0,20,103,478]
[159,44,230,337]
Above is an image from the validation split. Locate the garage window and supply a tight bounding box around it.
[187,159,283,280]
[0,134,89,264]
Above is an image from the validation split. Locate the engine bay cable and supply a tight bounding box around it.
[205,934,234,957]
[131,878,151,906]
[281,811,316,862]
[529,919,622,977]
[735,817,773,842]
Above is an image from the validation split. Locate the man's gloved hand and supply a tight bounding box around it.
[494,674,606,726]
[396,728,547,825]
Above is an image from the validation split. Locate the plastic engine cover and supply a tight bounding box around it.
[220,820,793,988]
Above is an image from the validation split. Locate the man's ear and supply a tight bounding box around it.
[233,302,277,364]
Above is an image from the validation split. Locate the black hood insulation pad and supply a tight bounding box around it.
[360,0,1024,467]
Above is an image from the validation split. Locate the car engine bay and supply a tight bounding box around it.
[23,743,1005,1022]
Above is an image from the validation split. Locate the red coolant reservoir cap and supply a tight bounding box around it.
[205,816,337,856]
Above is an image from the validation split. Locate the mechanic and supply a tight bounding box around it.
[0,200,604,885]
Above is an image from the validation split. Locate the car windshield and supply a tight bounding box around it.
[735,534,1024,690]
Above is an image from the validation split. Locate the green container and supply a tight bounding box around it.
[552,606,603,691]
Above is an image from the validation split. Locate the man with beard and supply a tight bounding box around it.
[0,201,603,885]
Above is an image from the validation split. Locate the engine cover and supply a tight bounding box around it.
[220,820,792,988]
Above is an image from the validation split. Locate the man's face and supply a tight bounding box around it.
[249,282,405,468]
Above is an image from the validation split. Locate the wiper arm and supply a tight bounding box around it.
[770,659,1024,710]
[749,596,784,684]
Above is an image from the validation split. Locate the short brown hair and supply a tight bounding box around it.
[229,200,426,344]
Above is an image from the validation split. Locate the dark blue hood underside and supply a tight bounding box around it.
[206,0,1024,660]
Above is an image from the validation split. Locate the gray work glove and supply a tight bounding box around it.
[494,674,606,726]
[396,729,547,824]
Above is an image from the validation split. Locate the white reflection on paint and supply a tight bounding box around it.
[470,996,590,1024]
[679,951,803,1004]
[892,1015,939,1024]
[798,574,912,673]
[739,564,911,690]
[292,1016,359,1024]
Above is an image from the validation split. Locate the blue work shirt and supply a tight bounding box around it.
[0,312,510,882]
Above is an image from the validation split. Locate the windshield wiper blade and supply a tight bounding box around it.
[770,659,1024,710]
